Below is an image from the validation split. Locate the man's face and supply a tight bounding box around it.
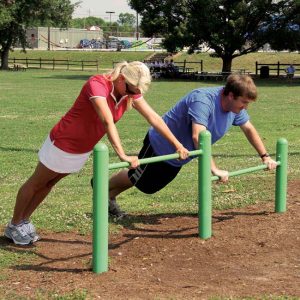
[226,92,252,113]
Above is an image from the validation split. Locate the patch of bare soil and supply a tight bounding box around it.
[0,181,300,299]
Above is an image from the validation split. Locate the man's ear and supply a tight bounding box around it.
[228,91,235,100]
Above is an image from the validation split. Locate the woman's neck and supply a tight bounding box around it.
[112,81,122,100]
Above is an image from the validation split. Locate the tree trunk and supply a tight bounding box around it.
[0,46,10,70]
[221,56,233,73]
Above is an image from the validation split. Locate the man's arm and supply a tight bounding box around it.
[240,120,277,170]
[192,123,229,182]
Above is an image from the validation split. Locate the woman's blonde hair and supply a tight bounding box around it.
[107,61,152,94]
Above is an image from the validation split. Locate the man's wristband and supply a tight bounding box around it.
[260,153,270,159]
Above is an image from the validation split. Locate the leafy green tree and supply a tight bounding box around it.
[117,13,136,37]
[70,16,106,29]
[0,0,75,70]
[129,0,299,72]
[118,13,135,27]
[0,2,13,27]
[267,0,300,51]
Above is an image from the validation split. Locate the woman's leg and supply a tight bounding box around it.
[12,162,69,224]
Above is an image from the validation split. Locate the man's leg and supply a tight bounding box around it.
[108,170,133,219]
[109,169,133,199]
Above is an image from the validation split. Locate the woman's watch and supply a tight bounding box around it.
[260,153,270,159]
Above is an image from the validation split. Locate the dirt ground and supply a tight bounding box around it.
[0,180,299,300]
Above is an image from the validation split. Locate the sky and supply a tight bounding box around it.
[71,0,136,20]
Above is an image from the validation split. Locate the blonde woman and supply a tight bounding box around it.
[4,61,189,245]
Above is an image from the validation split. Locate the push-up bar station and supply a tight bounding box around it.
[92,131,288,273]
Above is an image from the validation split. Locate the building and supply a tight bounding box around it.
[26,27,103,50]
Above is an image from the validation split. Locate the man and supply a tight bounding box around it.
[285,64,296,79]
[108,74,277,219]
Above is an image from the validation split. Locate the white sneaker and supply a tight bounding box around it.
[4,222,33,245]
[22,220,40,243]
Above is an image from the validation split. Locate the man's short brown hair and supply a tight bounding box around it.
[223,74,257,101]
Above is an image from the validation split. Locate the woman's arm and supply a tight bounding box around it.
[91,97,139,168]
[133,97,189,159]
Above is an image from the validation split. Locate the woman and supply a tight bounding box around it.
[4,61,189,245]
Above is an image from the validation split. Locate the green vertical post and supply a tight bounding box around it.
[93,143,109,273]
[198,131,212,239]
[275,138,288,213]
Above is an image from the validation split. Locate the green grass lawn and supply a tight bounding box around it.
[0,68,299,233]
[0,64,299,299]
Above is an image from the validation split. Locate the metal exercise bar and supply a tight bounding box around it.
[108,149,203,170]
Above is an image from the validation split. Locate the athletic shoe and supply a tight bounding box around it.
[91,178,127,220]
[109,198,127,220]
[4,222,33,245]
[22,220,40,242]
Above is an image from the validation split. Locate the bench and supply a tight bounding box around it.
[14,63,27,71]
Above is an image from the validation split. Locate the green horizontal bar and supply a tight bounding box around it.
[211,161,281,181]
[109,149,203,170]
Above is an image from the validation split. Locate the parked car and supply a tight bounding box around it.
[105,38,121,49]
[120,40,132,49]
[79,39,91,48]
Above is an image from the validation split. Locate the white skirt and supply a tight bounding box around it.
[38,136,92,173]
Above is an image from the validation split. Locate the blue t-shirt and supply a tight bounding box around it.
[149,86,249,167]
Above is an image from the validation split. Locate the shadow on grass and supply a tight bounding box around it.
[153,77,300,87]
[3,146,299,158]
[253,77,300,87]
[39,74,91,81]
[0,146,37,153]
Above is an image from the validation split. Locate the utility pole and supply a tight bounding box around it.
[136,11,139,40]
[106,11,115,36]
[47,26,50,51]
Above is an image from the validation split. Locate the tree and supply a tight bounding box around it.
[0,0,76,70]
[267,0,300,51]
[129,0,299,72]
[70,16,106,29]
[118,13,135,27]
[117,13,136,37]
